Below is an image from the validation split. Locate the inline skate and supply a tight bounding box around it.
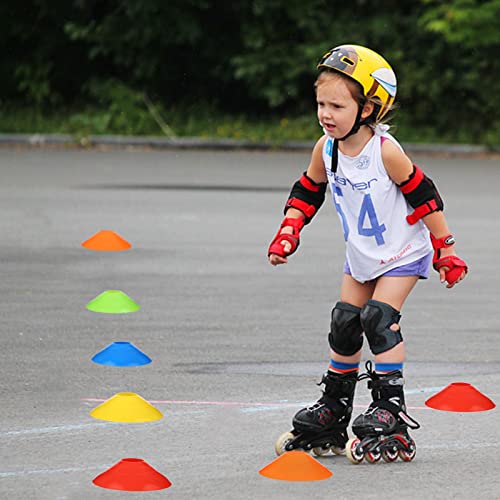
[275,370,357,456]
[346,362,420,464]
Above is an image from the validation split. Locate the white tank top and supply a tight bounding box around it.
[322,130,432,283]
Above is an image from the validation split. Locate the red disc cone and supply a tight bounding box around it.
[259,451,332,481]
[93,458,172,491]
[425,382,496,412]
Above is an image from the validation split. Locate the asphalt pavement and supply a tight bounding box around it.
[0,147,499,499]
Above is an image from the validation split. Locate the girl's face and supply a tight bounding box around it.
[316,76,367,139]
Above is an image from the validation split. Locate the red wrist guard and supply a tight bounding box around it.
[430,233,455,260]
[268,217,305,258]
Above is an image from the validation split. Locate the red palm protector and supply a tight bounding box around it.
[268,217,305,257]
[431,234,468,285]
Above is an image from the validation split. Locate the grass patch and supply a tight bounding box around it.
[1,82,497,146]
[0,102,496,146]
[0,104,321,143]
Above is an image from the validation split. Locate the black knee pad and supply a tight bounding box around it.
[328,301,363,356]
[360,299,403,355]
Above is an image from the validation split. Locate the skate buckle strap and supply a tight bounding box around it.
[306,402,324,412]
[372,400,420,430]
[367,376,405,390]
[319,372,357,391]
[398,410,421,430]
[371,398,401,415]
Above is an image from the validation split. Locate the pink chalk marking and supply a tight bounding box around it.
[82,398,429,411]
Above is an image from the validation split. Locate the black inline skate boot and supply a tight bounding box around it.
[275,370,357,456]
[346,362,420,464]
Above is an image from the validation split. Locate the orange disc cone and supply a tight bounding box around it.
[259,451,332,482]
[425,382,496,412]
[90,392,163,423]
[93,458,172,491]
[81,230,131,251]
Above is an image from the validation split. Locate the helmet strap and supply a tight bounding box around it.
[330,105,367,173]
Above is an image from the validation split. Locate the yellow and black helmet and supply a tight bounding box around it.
[318,44,397,122]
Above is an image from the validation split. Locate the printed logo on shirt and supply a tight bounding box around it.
[379,244,412,265]
[326,139,333,157]
[356,155,370,170]
[334,173,378,191]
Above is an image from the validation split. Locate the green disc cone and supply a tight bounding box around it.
[86,290,141,314]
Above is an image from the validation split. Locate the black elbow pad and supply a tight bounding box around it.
[398,164,443,224]
[284,172,327,224]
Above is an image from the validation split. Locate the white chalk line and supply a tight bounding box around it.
[0,464,110,478]
[0,422,115,438]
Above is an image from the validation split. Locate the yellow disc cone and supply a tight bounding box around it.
[90,392,163,423]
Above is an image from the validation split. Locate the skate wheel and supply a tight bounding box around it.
[330,446,346,456]
[398,446,416,462]
[274,431,295,456]
[365,449,381,464]
[346,438,364,464]
[312,445,345,457]
[381,448,398,463]
[312,446,331,457]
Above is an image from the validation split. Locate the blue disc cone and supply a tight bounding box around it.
[91,342,152,367]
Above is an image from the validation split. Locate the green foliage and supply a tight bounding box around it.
[421,0,500,46]
[0,103,492,145]
[15,62,55,108]
[0,104,322,143]
[68,80,180,140]
[68,79,160,136]
[418,0,500,144]
[63,1,244,108]
[0,0,499,144]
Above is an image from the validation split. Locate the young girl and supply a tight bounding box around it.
[268,44,468,464]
